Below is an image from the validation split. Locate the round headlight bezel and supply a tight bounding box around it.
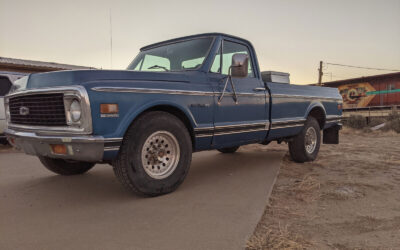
[69,99,82,122]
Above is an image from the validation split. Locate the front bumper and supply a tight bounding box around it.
[5,128,122,162]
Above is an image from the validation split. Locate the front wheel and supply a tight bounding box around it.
[288,117,321,163]
[38,156,95,175]
[113,111,192,197]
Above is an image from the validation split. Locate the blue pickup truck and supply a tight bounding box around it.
[5,33,342,196]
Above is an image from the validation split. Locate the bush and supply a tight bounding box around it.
[368,117,386,127]
[345,115,368,129]
[387,111,400,121]
[384,118,400,133]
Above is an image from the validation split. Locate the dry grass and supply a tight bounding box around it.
[247,221,312,250]
[246,128,400,249]
[345,115,367,129]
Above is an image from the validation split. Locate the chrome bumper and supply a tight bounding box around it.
[5,129,122,162]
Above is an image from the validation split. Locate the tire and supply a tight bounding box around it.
[217,146,240,154]
[38,156,95,175]
[113,111,192,197]
[288,117,321,163]
[0,138,8,145]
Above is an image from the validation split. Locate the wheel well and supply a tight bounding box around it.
[135,105,195,149]
[308,107,326,129]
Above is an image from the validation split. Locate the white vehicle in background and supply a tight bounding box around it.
[0,73,25,144]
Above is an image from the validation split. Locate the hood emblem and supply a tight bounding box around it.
[19,106,30,116]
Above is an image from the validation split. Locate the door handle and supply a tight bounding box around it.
[253,87,266,92]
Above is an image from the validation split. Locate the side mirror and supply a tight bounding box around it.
[231,53,248,78]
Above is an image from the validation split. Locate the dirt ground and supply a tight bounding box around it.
[247,128,400,249]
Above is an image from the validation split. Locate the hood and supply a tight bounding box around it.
[23,70,190,90]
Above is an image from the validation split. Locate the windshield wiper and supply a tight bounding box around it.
[147,65,169,72]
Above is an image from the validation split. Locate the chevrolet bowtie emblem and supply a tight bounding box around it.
[19,106,30,116]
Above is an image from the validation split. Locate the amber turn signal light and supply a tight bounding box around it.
[51,144,67,155]
[337,104,342,110]
[100,104,119,114]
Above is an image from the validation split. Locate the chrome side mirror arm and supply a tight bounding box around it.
[218,66,238,105]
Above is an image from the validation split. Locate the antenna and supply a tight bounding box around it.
[109,8,113,69]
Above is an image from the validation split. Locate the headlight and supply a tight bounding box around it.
[70,99,82,122]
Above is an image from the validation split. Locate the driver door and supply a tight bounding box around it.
[208,39,269,148]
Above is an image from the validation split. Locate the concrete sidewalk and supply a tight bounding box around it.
[0,147,283,250]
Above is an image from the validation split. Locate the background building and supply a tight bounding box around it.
[322,72,400,109]
[322,72,400,118]
[0,57,94,82]
[0,56,94,97]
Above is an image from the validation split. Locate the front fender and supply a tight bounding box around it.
[116,99,197,139]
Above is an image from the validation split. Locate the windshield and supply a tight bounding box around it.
[127,37,214,72]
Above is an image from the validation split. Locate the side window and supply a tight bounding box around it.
[140,55,170,71]
[222,41,254,77]
[210,45,221,73]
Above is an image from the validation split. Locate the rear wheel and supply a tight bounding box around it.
[113,111,192,197]
[38,156,95,175]
[217,146,240,154]
[288,117,321,163]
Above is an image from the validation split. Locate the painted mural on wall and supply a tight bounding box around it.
[338,82,376,109]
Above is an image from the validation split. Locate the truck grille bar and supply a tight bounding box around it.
[9,93,67,126]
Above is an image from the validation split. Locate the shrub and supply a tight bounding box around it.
[387,111,400,121]
[345,115,367,129]
[368,117,386,127]
[384,118,400,133]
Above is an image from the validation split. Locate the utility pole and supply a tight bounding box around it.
[109,8,113,69]
[318,61,323,86]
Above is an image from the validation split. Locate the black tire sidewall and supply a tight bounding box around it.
[217,146,240,153]
[120,112,192,195]
[39,156,95,175]
[289,117,321,162]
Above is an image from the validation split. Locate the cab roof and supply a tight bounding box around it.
[140,33,252,51]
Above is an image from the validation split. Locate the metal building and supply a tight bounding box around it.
[322,72,400,117]
[0,57,94,82]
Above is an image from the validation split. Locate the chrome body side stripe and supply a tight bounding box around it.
[92,87,267,97]
[92,87,214,96]
[270,118,306,130]
[271,93,342,101]
[194,122,269,137]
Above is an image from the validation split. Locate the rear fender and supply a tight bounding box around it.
[305,101,327,128]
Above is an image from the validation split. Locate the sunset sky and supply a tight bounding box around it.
[1,0,399,84]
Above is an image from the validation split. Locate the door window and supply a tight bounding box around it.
[222,41,254,77]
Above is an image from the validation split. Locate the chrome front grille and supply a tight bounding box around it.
[9,93,67,126]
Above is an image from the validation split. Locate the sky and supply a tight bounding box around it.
[0,0,399,84]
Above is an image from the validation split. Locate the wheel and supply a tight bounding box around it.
[113,111,192,197]
[217,146,240,154]
[38,156,95,175]
[288,117,321,163]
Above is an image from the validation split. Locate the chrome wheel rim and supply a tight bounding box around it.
[141,131,180,179]
[305,127,317,154]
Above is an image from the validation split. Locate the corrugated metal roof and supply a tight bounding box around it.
[320,72,400,87]
[0,57,95,70]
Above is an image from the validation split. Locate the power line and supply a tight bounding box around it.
[325,62,400,72]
